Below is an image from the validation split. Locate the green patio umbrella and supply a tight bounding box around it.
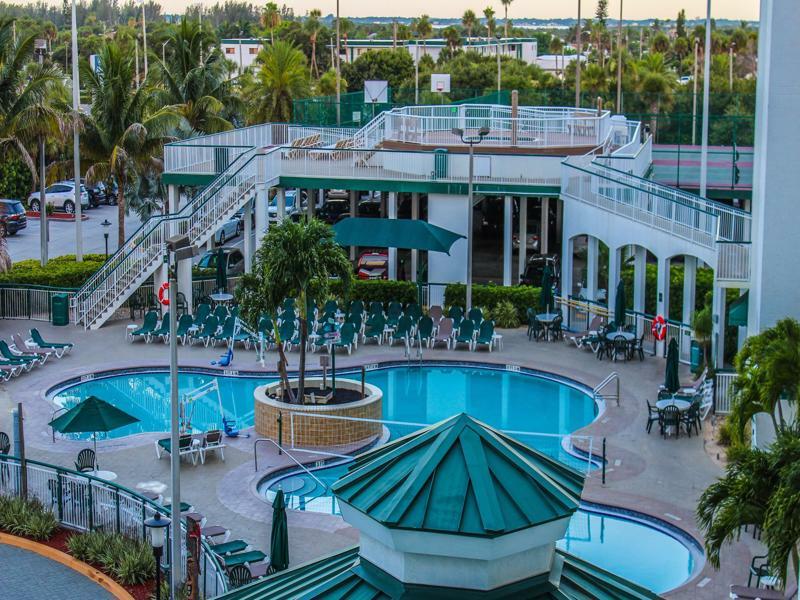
[540,265,554,312]
[664,338,680,394]
[270,489,289,571]
[614,280,627,330]
[215,247,227,293]
[48,396,139,456]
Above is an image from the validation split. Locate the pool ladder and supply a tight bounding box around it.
[253,438,328,492]
[404,333,423,367]
[594,372,620,406]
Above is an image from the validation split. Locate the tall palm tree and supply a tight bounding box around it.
[483,7,496,40]
[442,26,461,53]
[415,15,432,57]
[550,36,564,79]
[636,52,674,134]
[582,63,609,97]
[243,41,309,124]
[261,2,281,45]
[306,9,322,79]
[0,18,65,189]
[80,43,181,245]
[461,9,477,42]
[500,0,513,38]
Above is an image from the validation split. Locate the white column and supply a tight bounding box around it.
[682,256,697,325]
[560,236,574,318]
[712,283,726,368]
[503,195,513,286]
[156,184,180,316]
[411,192,420,282]
[388,191,398,280]
[277,188,286,222]
[608,246,621,319]
[349,189,358,261]
[656,255,671,355]
[175,186,192,310]
[306,189,315,218]
[517,197,527,279]
[540,197,550,255]
[243,198,253,273]
[585,236,598,301]
[254,185,267,253]
[633,246,646,313]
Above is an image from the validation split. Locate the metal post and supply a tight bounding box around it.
[168,257,181,597]
[277,412,282,455]
[699,0,712,198]
[728,43,735,92]
[496,39,501,93]
[37,48,47,267]
[692,39,699,145]
[415,45,419,104]
[71,0,82,261]
[335,0,341,125]
[615,0,623,113]
[575,0,582,108]
[141,0,148,80]
[601,437,607,485]
[466,140,474,311]
[361,366,366,398]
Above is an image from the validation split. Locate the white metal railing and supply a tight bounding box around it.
[0,455,228,596]
[0,286,74,321]
[716,241,752,282]
[594,372,620,406]
[714,371,736,414]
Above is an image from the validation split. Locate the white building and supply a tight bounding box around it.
[219,38,266,71]
[534,54,586,77]
[331,38,538,66]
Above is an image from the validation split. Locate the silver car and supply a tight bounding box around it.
[28,181,89,213]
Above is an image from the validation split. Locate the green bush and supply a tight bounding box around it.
[68,530,156,586]
[0,496,58,541]
[0,254,107,288]
[444,284,541,322]
[491,300,521,328]
[331,279,418,305]
[0,155,32,201]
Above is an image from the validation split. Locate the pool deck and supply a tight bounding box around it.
[0,318,763,599]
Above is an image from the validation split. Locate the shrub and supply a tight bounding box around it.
[0,496,58,541]
[0,155,32,201]
[0,254,107,288]
[444,283,541,321]
[68,530,155,586]
[492,300,521,328]
[331,279,418,305]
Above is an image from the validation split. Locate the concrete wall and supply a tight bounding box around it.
[427,194,469,299]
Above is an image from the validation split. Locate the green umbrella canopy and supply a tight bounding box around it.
[333,218,464,253]
[540,265,553,312]
[49,396,139,434]
[270,489,289,571]
[216,247,227,293]
[614,279,627,330]
[664,338,680,394]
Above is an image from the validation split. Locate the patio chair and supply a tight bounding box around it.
[682,402,700,437]
[200,430,226,464]
[228,564,253,589]
[156,434,198,464]
[475,320,495,352]
[248,562,276,579]
[151,312,170,343]
[362,314,385,345]
[748,555,779,589]
[349,299,365,317]
[698,380,714,423]
[447,306,464,322]
[281,298,296,313]
[406,303,422,323]
[428,305,443,324]
[213,305,229,322]
[30,328,74,355]
[278,319,299,352]
[550,315,564,341]
[131,311,159,343]
[645,401,660,434]
[467,307,483,326]
[386,303,403,328]
[453,320,475,351]
[176,314,195,345]
[390,316,412,346]
[660,405,681,439]
[0,341,40,369]
[416,316,434,347]
[368,301,384,318]
[316,310,336,332]
[214,539,250,556]
[611,335,629,362]
[192,316,220,347]
[431,318,454,349]
[219,550,267,569]
[0,431,9,454]
[11,333,56,363]
[331,323,356,355]
[0,364,17,380]
[193,303,211,328]
[323,299,338,315]
[729,586,792,600]
[629,335,645,361]
[215,316,236,346]
[75,448,96,473]
[346,312,363,336]
[232,320,256,349]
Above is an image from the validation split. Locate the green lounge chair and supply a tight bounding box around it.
[323,299,338,315]
[368,301,383,318]
[362,314,385,345]
[229,306,240,320]
[406,303,422,322]
[215,316,236,346]
[153,312,170,343]
[416,316,434,347]
[155,434,198,464]
[386,303,402,328]
[448,306,464,321]
[257,317,275,349]
[232,320,256,349]
[390,315,412,346]
[281,298,295,313]
[131,311,158,343]
[346,312,363,336]
[220,550,267,569]
[278,320,299,351]
[331,323,356,354]
[176,314,195,345]
[475,320,495,352]
[30,328,73,355]
[349,300,364,317]
[193,303,211,327]
[192,315,219,347]
[0,341,39,368]
[213,540,250,556]
[454,319,475,351]
[213,304,229,322]
[316,310,335,331]
[468,307,483,324]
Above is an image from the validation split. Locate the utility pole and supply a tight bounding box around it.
[36,41,47,266]
[141,0,148,80]
[71,0,82,261]
[699,0,712,197]
[692,38,699,145]
[575,0,582,108]
[335,0,341,125]
[728,42,735,91]
[496,38,501,93]
[615,0,623,113]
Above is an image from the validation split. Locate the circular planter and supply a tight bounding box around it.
[254,377,383,449]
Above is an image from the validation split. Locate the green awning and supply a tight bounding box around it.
[333,218,464,254]
[728,291,749,327]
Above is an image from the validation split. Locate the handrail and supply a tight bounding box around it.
[50,406,69,443]
[594,372,620,407]
[253,438,328,491]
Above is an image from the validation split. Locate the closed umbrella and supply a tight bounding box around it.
[664,338,680,394]
[48,396,140,457]
[540,265,553,312]
[269,489,289,571]
[215,247,227,293]
[614,280,627,330]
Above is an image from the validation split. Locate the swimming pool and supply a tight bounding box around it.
[50,363,598,465]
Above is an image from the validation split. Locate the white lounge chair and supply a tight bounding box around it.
[199,430,226,464]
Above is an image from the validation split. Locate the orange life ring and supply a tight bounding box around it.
[158,281,170,306]
[651,315,667,341]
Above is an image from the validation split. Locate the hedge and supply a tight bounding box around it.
[0,254,107,288]
[330,279,418,305]
[444,283,541,321]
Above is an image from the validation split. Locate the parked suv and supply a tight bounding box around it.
[83,179,117,207]
[0,199,27,236]
[27,181,89,213]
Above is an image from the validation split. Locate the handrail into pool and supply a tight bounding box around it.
[0,453,229,596]
[594,372,620,407]
[253,438,329,492]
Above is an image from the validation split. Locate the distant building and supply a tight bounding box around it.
[220,38,267,71]
[534,54,586,77]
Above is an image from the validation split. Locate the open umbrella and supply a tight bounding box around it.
[540,265,553,312]
[48,396,140,456]
[269,489,289,571]
[664,338,680,394]
[215,247,227,293]
[614,280,627,330]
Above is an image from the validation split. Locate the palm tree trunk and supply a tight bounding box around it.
[298,290,307,401]
[117,179,125,247]
[504,9,508,38]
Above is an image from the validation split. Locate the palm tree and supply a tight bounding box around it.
[261,2,281,45]
[550,36,564,79]
[0,18,65,189]
[442,26,461,53]
[483,7,496,40]
[697,426,800,587]
[415,15,432,57]
[635,53,674,135]
[500,0,513,38]
[0,233,11,273]
[582,63,608,97]
[245,218,353,402]
[461,9,477,42]
[306,9,322,79]
[243,41,309,123]
[80,43,181,245]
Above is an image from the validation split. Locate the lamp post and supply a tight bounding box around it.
[452,126,489,312]
[728,42,736,92]
[692,38,699,145]
[615,0,623,114]
[144,512,171,600]
[699,0,712,198]
[140,0,148,80]
[335,0,341,125]
[70,0,82,261]
[575,0,582,108]
[101,219,111,258]
[34,39,47,267]
[496,37,501,94]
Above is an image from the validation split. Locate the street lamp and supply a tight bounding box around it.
[139,0,148,80]
[70,0,82,261]
[101,219,111,258]
[728,42,736,92]
[143,512,171,600]
[452,126,489,312]
[34,39,48,267]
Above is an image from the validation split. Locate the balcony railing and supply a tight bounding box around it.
[716,241,752,282]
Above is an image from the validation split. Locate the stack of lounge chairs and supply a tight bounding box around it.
[155,429,226,465]
[0,329,74,380]
[129,306,258,350]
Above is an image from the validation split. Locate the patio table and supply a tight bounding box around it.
[88,469,117,482]
[656,398,692,436]
[537,313,559,341]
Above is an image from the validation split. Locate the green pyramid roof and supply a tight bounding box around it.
[330,413,585,538]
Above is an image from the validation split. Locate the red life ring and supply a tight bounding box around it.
[651,315,667,341]
[158,281,170,306]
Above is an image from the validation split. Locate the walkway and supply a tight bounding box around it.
[0,542,115,599]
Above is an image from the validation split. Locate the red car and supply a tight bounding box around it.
[357,251,388,280]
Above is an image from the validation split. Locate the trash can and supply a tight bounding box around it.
[433,148,448,180]
[690,340,702,371]
[51,293,69,326]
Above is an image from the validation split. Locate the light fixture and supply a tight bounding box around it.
[143,512,171,600]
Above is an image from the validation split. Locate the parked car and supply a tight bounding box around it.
[267,189,305,223]
[82,179,117,207]
[214,212,243,245]
[520,254,559,287]
[0,199,27,236]
[326,189,349,200]
[27,181,89,213]
[512,222,541,252]
[197,247,245,275]
[358,196,382,217]
[317,199,350,224]
[357,251,389,280]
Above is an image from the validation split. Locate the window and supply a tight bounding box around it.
[225,47,235,54]
[249,47,258,55]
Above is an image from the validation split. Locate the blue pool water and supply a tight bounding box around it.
[51,365,597,466]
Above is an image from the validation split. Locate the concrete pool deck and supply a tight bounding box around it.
[0,318,763,599]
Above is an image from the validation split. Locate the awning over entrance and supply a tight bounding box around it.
[728,291,749,327]
[333,218,464,254]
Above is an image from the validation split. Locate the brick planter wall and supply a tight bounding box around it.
[254,378,383,449]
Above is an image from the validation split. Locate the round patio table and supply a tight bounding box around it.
[656,398,692,412]
[536,313,560,341]
[209,292,234,304]
[608,331,636,342]
[87,469,117,482]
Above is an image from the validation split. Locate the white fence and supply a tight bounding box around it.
[714,371,737,414]
[0,455,228,596]
[716,241,752,282]
[0,286,73,322]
